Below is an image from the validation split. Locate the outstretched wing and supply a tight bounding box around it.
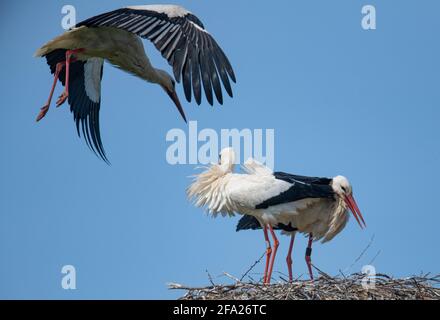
[76,5,236,106]
[45,49,108,163]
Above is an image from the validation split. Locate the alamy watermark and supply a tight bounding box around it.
[361,264,376,289]
[361,5,376,30]
[166,121,275,169]
[61,5,76,30]
[61,265,77,290]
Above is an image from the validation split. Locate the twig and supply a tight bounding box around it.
[346,234,375,272]
[312,264,332,280]
[223,272,241,283]
[206,269,216,286]
[240,252,265,281]
[368,249,381,265]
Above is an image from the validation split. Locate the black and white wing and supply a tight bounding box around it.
[254,172,334,209]
[227,171,333,214]
[236,172,333,232]
[45,49,108,163]
[76,5,236,106]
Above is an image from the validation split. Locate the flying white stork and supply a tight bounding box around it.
[187,148,365,284]
[35,4,236,162]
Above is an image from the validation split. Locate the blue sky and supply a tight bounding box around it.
[1,0,439,299]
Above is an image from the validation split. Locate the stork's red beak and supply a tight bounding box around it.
[344,194,366,229]
[164,87,187,123]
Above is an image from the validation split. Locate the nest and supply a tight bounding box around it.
[169,272,440,300]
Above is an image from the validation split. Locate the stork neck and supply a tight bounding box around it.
[152,68,172,88]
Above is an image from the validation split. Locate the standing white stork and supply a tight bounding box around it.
[237,159,366,282]
[187,148,365,284]
[35,4,236,162]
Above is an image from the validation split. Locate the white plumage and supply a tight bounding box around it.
[83,58,104,103]
[127,5,189,18]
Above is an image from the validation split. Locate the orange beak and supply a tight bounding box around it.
[344,194,366,229]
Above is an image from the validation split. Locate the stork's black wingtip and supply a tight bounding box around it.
[229,72,237,84]
[96,153,111,165]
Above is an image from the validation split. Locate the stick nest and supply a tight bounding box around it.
[169,273,440,300]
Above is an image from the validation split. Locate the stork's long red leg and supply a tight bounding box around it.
[262,226,272,284]
[286,233,296,282]
[305,233,314,280]
[266,225,279,284]
[56,48,85,107]
[36,61,65,122]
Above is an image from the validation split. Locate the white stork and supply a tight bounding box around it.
[35,4,236,162]
[187,148,365,284]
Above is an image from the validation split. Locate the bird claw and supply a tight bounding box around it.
[56,92,68,107]
[36,105,49,122]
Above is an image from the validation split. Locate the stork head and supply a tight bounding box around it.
[218,147,236,173]
[332,175,366,229]
[156,69,187,122]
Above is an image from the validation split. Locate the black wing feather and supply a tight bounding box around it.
[191,45,202,104]
[236,215,298,232]
[182,51,192,102]
[205,36,223,104]
[171,36,188,82]
[236,215,261,231]
[199,48,214,105]
[274,172,332,185]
